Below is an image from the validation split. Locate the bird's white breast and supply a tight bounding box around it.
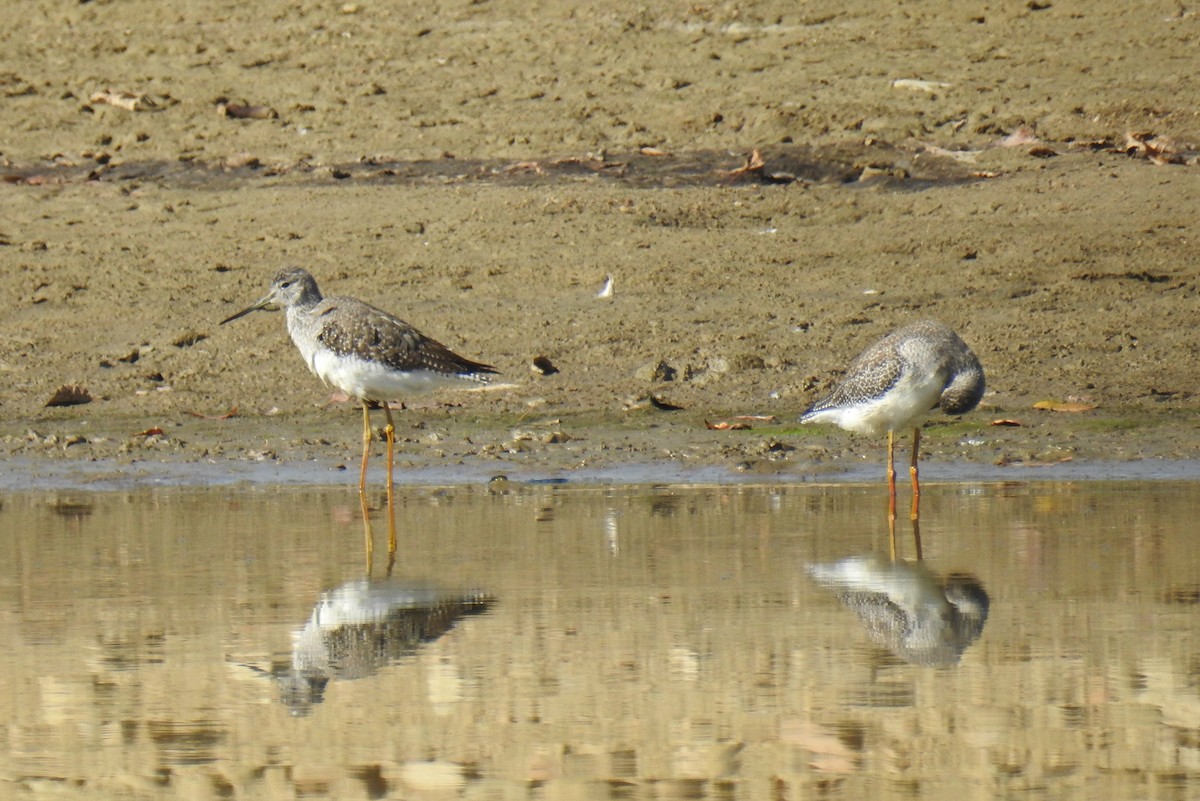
[311,349,475,401]
[805,370,945,437]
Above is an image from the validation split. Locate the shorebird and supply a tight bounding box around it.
[221,267,498,556]
[800,320,984,518]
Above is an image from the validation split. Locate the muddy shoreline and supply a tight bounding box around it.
[1,2,1197,490]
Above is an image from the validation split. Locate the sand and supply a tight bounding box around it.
[2,1,1197,485]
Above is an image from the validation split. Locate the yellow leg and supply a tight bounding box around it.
[887,429,898,524]
[359,401,374,564]
[359,401,372,496]
[383,403,398,563]
[911,515,923,562]
[909,427,921,521]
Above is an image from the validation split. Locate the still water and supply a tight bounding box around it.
[2,480,1199,800]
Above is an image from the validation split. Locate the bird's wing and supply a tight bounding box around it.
[807,348,903,413]
[316,300,496,377]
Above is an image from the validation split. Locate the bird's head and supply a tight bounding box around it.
[220,267,322,324]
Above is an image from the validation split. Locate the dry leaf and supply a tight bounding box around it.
[45,384,92,407]
[89,89,161,112]
[137,427,165,437]
[724,148,765,177]
[217,101,278,120]
[1122,132,1186,165]
[501,160,544,174]
[990,419,1023,426]
[1033,400,1097,412]
[4,173,55,185]
[705,420,751,430]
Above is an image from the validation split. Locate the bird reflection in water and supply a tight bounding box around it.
[807,520,989,667]
[266,580,494,715]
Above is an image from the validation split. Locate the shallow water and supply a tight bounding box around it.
[2,480,1200,799]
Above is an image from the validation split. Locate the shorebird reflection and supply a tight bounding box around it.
[807,554,989,667]
[271,579,494,715]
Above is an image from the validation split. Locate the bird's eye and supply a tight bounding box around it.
[281,280,293,288]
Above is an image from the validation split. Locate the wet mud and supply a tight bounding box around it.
[1,1,1197,487]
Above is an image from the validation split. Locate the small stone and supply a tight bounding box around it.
[634,359,676,383]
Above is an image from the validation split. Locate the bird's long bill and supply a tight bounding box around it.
[219,295,275,325]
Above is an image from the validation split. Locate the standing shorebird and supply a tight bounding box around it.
[221,267,498,557]
[800,320,984,519]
